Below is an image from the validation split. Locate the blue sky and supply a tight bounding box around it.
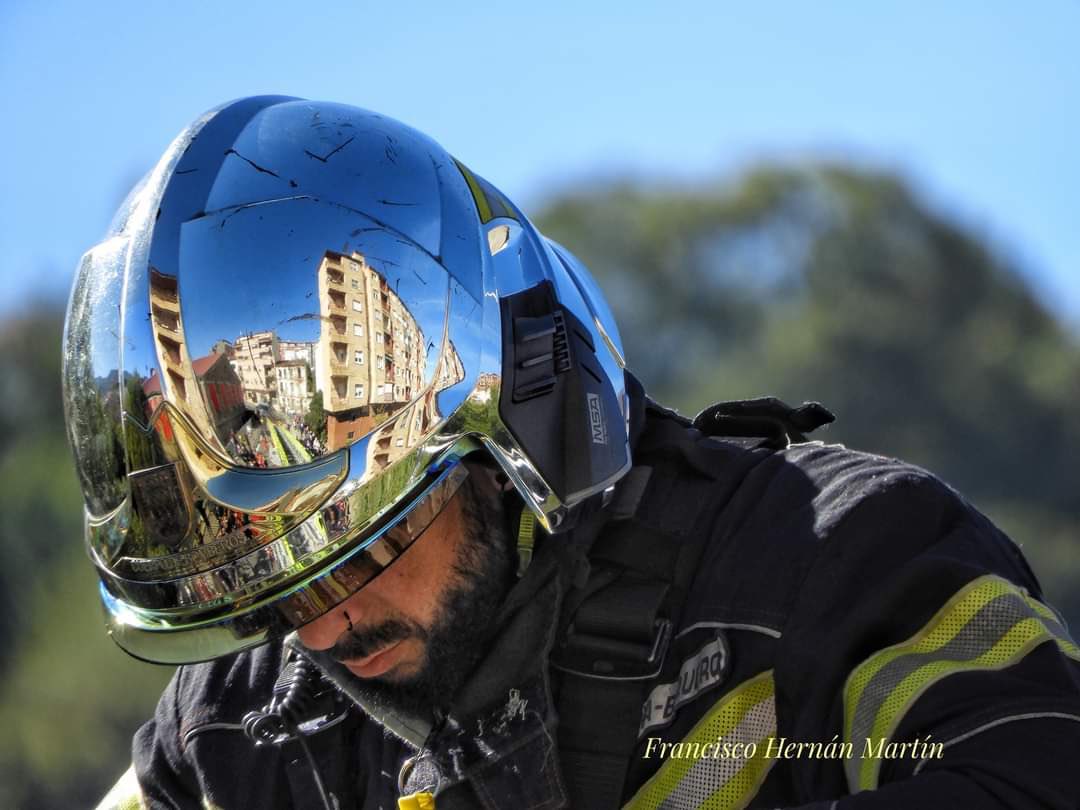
[2,2,1078,327]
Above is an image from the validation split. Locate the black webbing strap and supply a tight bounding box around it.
[553,517,703,807]
[281,711,356,810]
[552,416,722,808]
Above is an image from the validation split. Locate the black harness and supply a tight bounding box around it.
[552,395,833,808]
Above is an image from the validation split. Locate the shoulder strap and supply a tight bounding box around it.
[551,430,723,807]
[692,397,834,448]
[552,391,834,808]
[243,648,360,810]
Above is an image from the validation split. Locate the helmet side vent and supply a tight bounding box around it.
[510,306,572,402]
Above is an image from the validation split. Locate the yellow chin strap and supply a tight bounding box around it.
[516,508,537,577]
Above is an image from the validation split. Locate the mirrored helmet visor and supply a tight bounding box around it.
[92,195,478,584]
[104,460,469,664]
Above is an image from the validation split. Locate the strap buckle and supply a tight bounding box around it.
[551,615,673,681]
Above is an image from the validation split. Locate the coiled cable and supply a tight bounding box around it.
[242,655,337,810]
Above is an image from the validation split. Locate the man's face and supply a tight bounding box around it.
[296,468,512,713]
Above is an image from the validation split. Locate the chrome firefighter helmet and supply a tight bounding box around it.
[62,96,630,664]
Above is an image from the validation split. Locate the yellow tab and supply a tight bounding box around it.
[398,792,436,810]
[517,508,536,577]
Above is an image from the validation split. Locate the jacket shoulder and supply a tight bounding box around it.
[170,641,285,738]
[130,643,290,808]
[780,440,1039,592]
[683,439,1037,633]
[780,441,975,536]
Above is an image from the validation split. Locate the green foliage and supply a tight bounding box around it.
[0,308,68,458]
[304,388,328,443]
[0,306,172,808]
[452,384,502,436]
[0,544,173,809]
[123,375,164,471]
[537,164,1080,624]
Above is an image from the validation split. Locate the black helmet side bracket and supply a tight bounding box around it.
[499,281,628,527]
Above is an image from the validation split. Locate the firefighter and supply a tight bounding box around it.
[66,97,1080,809]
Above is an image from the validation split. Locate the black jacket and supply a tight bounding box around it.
[117,399,1080,809]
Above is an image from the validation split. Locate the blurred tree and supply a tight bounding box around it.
[305,389,328,444]
[537,164,1080,624]
[0,308,80,667]
[0,307,172,809]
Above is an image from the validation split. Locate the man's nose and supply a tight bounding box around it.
[296,605,352,651]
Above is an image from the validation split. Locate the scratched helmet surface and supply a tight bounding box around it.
[62,96,630,664]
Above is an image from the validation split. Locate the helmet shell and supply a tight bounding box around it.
[62,97,629,663]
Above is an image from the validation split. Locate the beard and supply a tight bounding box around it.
[327,471,514,719]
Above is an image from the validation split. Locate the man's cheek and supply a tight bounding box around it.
[382,639,427,682]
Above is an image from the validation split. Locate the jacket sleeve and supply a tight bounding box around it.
[110,648,295,810]
[137,667,209,810]
[93,666,204,809]
[777,466,1080,809]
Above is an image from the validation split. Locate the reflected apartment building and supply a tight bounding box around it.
[314,251,429,451]
[275,361,312,417]
[147,268,246,448]
[231,331,277,407]
[229,335,314,421]
[363,337,465,471]
[275,341,315,418]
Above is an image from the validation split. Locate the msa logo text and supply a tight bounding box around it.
[587,393,608,445]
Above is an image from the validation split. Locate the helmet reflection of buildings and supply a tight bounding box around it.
[314,251,428,452]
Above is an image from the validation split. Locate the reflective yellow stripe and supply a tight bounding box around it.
[624,670,776,810]
[844,575,1080,792]
[454,160,493,223]
[278,423,313,463]
[267,423,289,465]
[95,764,146,810]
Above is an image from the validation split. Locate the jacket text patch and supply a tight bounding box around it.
[639,634,729,737]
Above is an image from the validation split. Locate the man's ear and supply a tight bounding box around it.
[461,455,522,545]
[462,455,510,495]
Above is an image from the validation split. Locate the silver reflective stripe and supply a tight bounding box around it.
[843,575,1080,792]
[656,694,776,810]
[624,671,776,810]
[675,621,782,640]
[911,712,1080,776]
[850,592,1050,742]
